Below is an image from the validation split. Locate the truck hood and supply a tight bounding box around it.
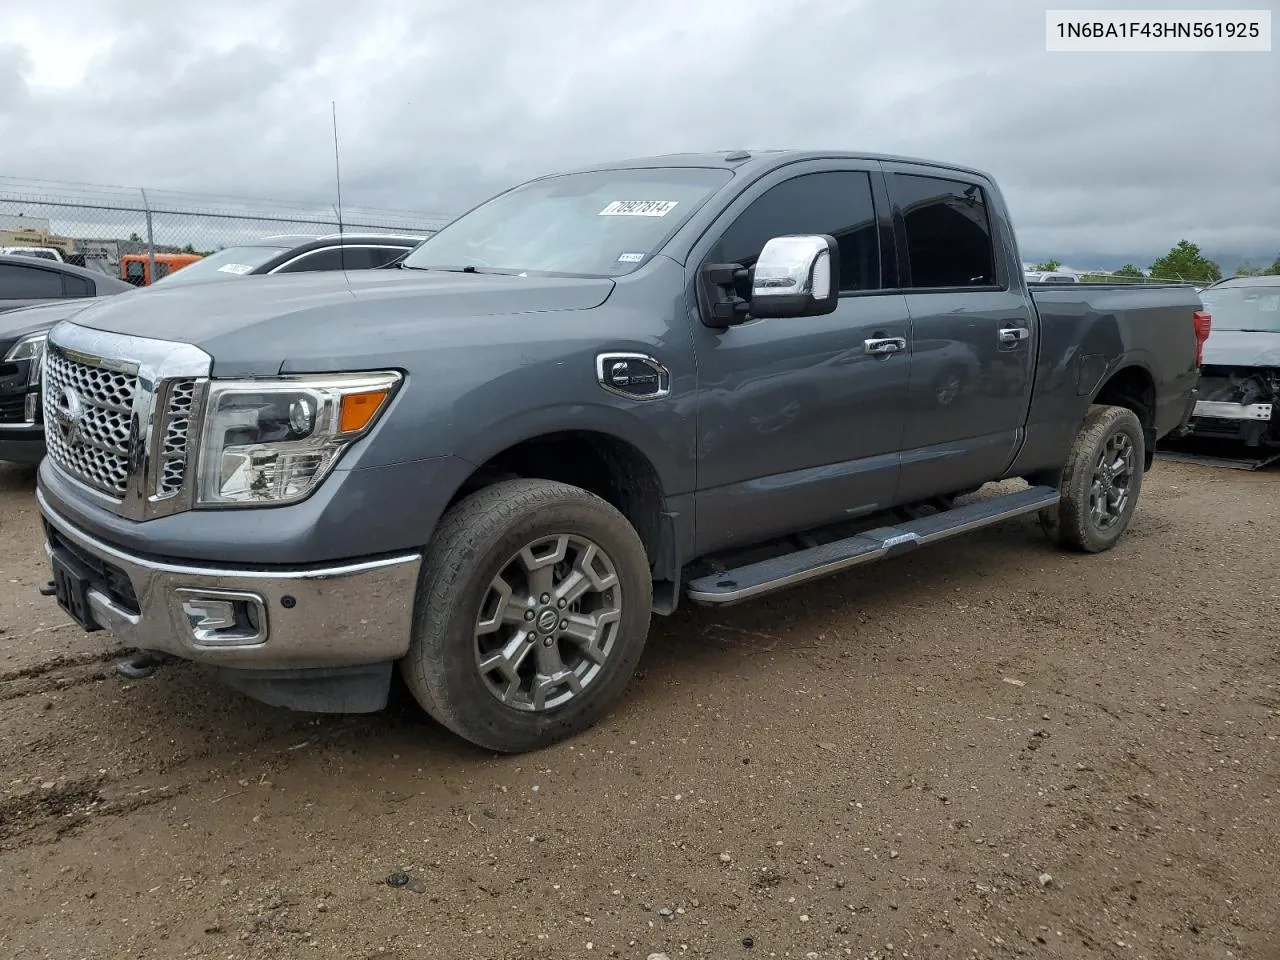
[1202,329,1280,368]
[59,268,615,376]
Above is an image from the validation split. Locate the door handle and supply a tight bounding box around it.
[998,326,1030,348]
[864,337,906,357]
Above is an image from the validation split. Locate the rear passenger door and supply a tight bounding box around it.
[884,165,1038,502]
[688,162,912,554]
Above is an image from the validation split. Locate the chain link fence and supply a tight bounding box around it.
[0,176,454,284]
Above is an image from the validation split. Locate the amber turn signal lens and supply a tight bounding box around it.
[338,390,390,434]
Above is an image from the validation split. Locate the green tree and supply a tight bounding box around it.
[1113,263,1145,278]
[1032,259,1061,272]
[1267,255,1280,276]
[1149,240,1222,283]
[1234,262,1262,276]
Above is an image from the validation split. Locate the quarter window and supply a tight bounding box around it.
[62,274,94,297]
[892,174,997,289]
[714,171,882,292]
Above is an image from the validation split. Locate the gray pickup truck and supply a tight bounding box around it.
[33,150,1205,752]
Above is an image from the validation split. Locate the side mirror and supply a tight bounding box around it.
[749,235,840,319]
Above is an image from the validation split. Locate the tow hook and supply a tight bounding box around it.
[115,651,176,680]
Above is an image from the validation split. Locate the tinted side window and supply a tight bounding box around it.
[715,171,881,292]
[343,247,386,270]
[373,246,411,266]
[276,248,344,273]
[277,247,386,272]
[62,274,94,297]
[0,263,66,299]
[891,174,996,288]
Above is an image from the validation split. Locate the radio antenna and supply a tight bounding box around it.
[332,100,346,272]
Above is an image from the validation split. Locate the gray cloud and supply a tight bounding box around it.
[1,0,1276,269]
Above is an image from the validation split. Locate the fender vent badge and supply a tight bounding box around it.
[595,353,671,401]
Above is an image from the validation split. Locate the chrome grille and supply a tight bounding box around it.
[157,379,196,497]
[40,324,212,520]
[42,348,138,498]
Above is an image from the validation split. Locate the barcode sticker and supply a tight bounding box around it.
[599,200,679,217]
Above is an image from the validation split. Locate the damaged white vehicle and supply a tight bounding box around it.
[1187,276,1280,460]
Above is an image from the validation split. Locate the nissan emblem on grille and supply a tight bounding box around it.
[42,346,140,498]
[50,386,86,445]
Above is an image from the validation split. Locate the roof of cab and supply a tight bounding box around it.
[559,149,997,183]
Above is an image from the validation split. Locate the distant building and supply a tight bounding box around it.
[0,213,52,232]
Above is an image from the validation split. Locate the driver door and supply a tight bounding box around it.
[687,162,913,555]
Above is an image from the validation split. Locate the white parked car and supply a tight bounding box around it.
[0,245,65,263]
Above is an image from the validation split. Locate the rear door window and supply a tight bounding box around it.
[276,246,387,272]
[0,263,67,299]
[891,173,997,289]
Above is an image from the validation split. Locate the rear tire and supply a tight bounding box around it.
[400,478,652,753]
[1039,404,1145,553]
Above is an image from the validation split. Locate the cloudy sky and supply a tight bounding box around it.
[2,0,1277,270]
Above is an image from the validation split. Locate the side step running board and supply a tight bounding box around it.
[685,485,1060,606]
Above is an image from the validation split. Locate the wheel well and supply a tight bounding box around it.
[1093,365,1156,468]
[447,431,666,569]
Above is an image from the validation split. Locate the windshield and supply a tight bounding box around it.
[151,244,291,286]
[1200,284,1280,333]
[400,167,733,278]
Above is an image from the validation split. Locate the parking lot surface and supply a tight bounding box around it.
[1,459,1277,960]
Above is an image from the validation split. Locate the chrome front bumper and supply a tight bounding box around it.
[38,488,422,670]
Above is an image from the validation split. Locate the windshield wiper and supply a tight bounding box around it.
[402,264,526,276]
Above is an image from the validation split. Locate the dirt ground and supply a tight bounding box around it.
[0,457,1277,960]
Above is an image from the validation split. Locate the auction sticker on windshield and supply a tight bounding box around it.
[599,200,679,217]
[217,263,254,275]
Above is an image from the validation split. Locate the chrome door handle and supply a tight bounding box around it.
[864,337,906,357]
[998,326,1030,347]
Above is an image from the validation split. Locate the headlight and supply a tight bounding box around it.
[196,371,402,507]
[4,331,46,374]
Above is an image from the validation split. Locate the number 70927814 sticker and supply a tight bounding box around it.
[599,200,679,217]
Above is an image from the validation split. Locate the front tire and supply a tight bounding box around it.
[400,478,653,753]
[1039,404,1145,553]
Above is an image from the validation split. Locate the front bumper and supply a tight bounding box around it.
[0,366,44,463]
[0,425,45,464]
[38,488,422,671]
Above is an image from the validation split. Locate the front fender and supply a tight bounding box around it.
[452,400,695,497]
